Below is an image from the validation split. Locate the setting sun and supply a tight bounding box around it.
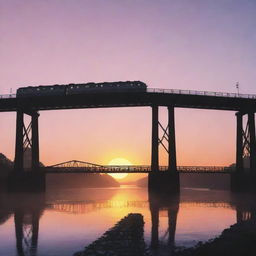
[107,158,132,179]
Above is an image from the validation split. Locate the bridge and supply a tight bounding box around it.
[1,88,256,111]
[1,82,256,192]
[44,160,234,173]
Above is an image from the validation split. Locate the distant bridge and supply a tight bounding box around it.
[44,160,234,174]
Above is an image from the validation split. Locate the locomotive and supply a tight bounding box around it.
[16,81,147,97]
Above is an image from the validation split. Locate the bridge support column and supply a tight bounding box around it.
[236,112,243,172]
[232,112,256,192]
[248,112,256,172]
[151,106,159,171]
[32,111,40,171]
[14,110,24,172]
[9,110,45,192]
[168,106,177,172]
[149,106,179,194]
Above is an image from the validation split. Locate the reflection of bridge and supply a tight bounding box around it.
[1,191,256,256]
[48,200,148,214]
[48,201,234,215]
[14,209,41,256]
[0,194,46,256]
[44,160,233,174]
[0,200,235,223]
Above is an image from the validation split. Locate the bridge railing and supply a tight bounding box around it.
[46,165,154,172]
[0,94,16,99]
[147,88,256,99]
[177,166,233,172]
[45,164,233,173]
[1,89,256,100]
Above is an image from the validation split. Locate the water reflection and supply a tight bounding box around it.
[233,194,256,223]
[0,187,256,256]
[14,208,40,256]
[0,194,45,256]
[149,193,179,251]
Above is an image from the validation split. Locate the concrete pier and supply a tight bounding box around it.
[231,172,256,193]
[7,171,46,193]
[148,172,180,195]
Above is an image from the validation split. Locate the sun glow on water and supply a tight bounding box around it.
[107,158,132,179]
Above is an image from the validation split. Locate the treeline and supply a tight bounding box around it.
[47,173,119,188]
[0,153,119,188]
[0,153,13,179]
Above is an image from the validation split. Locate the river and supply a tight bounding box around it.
[0,185,255,256]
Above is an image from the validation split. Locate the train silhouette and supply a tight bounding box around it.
[17,81,147,97]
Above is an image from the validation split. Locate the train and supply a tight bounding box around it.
[16,81,147,97]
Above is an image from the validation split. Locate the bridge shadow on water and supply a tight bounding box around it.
[0,193,45,256]
[148,192,180,255]
[149,191,256,256]
[1,188,256,256]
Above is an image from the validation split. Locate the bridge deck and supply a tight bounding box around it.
[1,88,256,112]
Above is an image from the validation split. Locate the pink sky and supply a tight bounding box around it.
[0,0,256,167]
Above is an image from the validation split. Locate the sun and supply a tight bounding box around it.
[108,158,132,179]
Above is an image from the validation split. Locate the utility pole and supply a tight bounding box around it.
[236,82,240,94]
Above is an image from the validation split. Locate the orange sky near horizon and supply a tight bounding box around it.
[0,0,255,169]
[0,107,237,167]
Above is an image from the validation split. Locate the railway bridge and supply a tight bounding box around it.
[1,82,256,192]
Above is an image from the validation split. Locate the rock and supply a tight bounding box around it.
[74,213,149,256]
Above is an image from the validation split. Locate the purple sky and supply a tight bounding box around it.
[0,0,256,166]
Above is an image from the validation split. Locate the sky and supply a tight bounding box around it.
[0,0,256,173]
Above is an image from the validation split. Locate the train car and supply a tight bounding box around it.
[66,81,147,95]
[16,81,147,97]
[17,85,66,97]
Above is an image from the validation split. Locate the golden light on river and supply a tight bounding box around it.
[107,158,131,179]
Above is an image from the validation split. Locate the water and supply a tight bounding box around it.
[0,185,254,256]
